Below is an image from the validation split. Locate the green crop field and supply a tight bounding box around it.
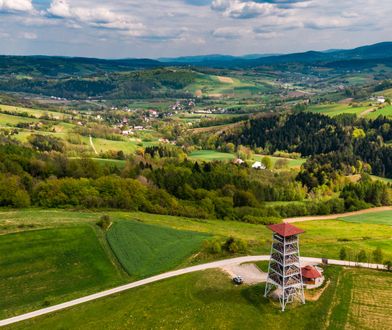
[307,103,369,117]
[107,221,209,277]
[11,267,392,329]
[0,225,125,319]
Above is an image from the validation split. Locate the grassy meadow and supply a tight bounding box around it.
[307,103,369,117]
[0,209,391,324]
[9,267,392,330]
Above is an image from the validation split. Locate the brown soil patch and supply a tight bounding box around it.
[305,280,330,301]
[217,76,234,84]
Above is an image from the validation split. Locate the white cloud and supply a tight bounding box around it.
[21,31,37,39]
[0,0,33,12]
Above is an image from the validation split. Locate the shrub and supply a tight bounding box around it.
[97,215,111,230]
[222,236,248,254]
[242,215,281,225]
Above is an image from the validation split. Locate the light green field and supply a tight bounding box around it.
[365,105,392,119]
[187,73,270,97]
[307,104,369,117]
[1,209,392,324]
[188,150,305,169]
[0,225,125,319]
[0,113,40,127]
[107,221,209,278]
[0,104,71,120]
[371,175,392,184]
[341,210,392,226]
[188,150,235,161]
[10,266,392,330]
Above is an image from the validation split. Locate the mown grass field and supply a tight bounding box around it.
[341,210,392,225]
[0,104,71,120]
[0,226,125,319]
[10,266,392,330]
[307,103,369,117]
[1,209,391,324]
[107,221,209,277]
[365,105,392,119]
[188,150,306,169]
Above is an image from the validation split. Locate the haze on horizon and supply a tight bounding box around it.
[0,0,391,59]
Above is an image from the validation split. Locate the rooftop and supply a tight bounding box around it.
[301,265,322,279]
[267,223,305,237]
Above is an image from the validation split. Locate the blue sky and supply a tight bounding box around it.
[0,0,391,58]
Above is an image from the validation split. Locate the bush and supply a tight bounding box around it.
[97,215,111,230]
[222,236,248,254]
[242,215,281,225]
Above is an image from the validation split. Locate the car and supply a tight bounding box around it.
[232,276,243,285]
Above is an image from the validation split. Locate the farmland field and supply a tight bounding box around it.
[365,105,392,119]
[10,267,392,329]
[307,104,369,117]
[0,104,71,120]
[107,221,209,277]
[0,225,125,319]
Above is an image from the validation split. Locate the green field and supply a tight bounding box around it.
[0,104,71,120]
[188,150,306,169]
[10,267,392,329]
[307,103,369,117]
[188,150,235,161]
[1,209,392,324]
[0,225,125,319]
[107,221,209,277]
[341,210,392,225]
[365,105,392,119]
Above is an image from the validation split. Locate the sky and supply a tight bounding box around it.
[0,0,391,58]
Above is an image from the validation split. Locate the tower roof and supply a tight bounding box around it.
[267,223,304,237]
[301,265,322,279]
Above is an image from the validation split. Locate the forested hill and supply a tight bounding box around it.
[224,112,392,182]
[0,56,162,77]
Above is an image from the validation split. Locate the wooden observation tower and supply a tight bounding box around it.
[264,223,305,311]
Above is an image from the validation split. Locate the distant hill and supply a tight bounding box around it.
[158,53,280,64]
[0,56,162,77]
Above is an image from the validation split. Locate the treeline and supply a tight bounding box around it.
[0,139,390,220]
[225,112,392,181]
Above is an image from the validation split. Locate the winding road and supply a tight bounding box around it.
[0,256,386,327]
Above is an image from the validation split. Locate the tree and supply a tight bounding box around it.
[97,215,111,230]
[357,249,367,263]
[339,247,347,260]
[262,156,273,170]
[384,260,392,272]
[372,247,383,264]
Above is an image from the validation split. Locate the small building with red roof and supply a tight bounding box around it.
[301,265,324,286]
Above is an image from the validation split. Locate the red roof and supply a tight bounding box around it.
[301,265,322,279]
[267,223,304,237]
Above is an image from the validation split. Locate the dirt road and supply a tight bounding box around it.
[284,206,392,223]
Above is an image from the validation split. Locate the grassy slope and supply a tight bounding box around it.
[307,104,369,117]
[0,225,125,319]
[341,210,392,225]
[10,267,392,330]
[107,221,209,278]
[0,104,71,120]
[188,150,306,168]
